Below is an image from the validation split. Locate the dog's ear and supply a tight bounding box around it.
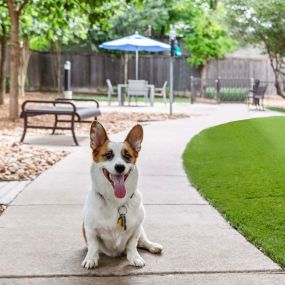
[90,121,109,151]
[124,124,143,153]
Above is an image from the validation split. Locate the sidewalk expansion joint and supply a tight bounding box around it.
[0,269,283,279]
[140,174,187,177]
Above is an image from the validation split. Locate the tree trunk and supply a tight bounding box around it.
[199,63,209,98]
[209,0,218,10]
[200,63,208,80]
[19,37,31,96]
[52,42,62,94]
[268,53,285,99]
[56,46,61,94]
[51,42,62,94]
[0,24,7,105]
[7,0,20,120]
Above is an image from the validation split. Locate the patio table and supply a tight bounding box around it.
[117,84,155,106]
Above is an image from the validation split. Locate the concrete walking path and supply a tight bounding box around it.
[0,104,284,284]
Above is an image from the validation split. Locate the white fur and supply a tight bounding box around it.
[82,141,163,269]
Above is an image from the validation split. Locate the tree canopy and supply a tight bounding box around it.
[225,0,285,98]
[173,0,236,76]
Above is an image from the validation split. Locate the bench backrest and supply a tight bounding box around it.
[255,85,267,98]
[128,80,148,96]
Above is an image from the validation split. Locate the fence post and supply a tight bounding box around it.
[190,76,195,104]
[250,77,254,91]
[215,76,221,103]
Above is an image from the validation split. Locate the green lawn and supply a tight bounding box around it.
[183,117,285,268]
[267,106,285,113]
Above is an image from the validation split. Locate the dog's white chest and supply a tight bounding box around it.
[97,227,130,255]
[95,209,141,256]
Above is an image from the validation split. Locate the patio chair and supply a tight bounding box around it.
[127,80,149,105]
[247,82,267,111]
[154,81,167,104]
[246,79,260,108]
[106,79,117,106]
[252,85,268,110]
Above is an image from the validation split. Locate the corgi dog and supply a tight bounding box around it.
[82,121,163,269]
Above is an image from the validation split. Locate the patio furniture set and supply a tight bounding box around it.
[107,79,167,106]
[19,32,171,146]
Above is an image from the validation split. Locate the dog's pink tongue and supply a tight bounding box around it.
[111,174,126,199]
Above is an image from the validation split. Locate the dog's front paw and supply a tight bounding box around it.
[148,242,163,254]
[81,256,99,269]
[128,254,145,267]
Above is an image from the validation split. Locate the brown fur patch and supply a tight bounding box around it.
[122,141,138,164]
[92,140,110,162]
[82,222,87,245]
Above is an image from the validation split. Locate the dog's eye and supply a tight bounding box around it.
[103,151,114,160]
[123,152,132,163]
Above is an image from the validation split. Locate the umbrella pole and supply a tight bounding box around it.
[136,49,138,80]
[124,52,128,84]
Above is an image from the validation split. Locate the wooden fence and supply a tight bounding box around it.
[27,52,199,92]
[26,51,276,93]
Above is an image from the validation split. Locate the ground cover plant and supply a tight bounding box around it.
[205,87,248,101]
[183,117,285,268]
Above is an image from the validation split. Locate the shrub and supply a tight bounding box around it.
[205,87,248,101]
[205,87,216,99]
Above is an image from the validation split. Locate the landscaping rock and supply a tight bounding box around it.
[0,138,69,181]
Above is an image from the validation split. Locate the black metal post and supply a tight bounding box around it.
[169,25,176,116]
[216,77,221,103]
[64,61,72,99]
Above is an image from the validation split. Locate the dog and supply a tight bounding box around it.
[82,121,163,269]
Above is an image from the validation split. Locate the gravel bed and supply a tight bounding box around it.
[0,138,69,181]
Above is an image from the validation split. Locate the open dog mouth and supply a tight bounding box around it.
[103,168,131,199]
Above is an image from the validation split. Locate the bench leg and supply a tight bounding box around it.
[70,114,79,146]
[20,115,28,143]
[51,114,58,135]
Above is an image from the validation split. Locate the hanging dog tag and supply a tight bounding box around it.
[118,205,127,231]
[117,216,123,227]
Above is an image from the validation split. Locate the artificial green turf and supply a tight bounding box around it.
[183,117,285,268]
[267,106,285,113]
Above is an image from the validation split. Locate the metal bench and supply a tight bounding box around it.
[20,98,101,146]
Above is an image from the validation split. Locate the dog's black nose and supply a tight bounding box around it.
[115,164,125,174]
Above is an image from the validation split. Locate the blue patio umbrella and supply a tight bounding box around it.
[100,32,170,80]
